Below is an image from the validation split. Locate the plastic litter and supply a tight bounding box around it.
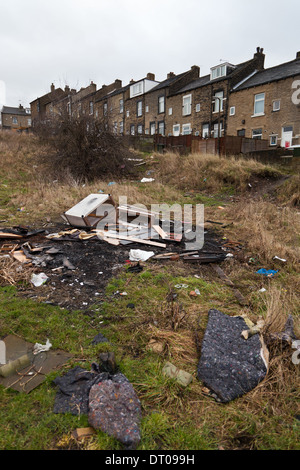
[256,269,278,277]
[273,256,287,263]
[31,273,49,287]
[129,249,155,262]
[33,339,52,355]
[140,178,155,183]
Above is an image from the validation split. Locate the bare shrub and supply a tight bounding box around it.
[34,114,135,182]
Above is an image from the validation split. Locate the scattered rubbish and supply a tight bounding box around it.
[107,182,116,186]
[63,257,76,270]
[259,288,267,293]
[213,265,248,306]
[129,249,155,262]
[127,262,143,273]
[127,303,135,309]
[162,362,193,387]
[256,269,278,277]
[98,352,118,375]
[53,365,141,449]
[71,427,96,442]
[31,273,49,287]
[241,318,265,340]
[0,335,72,393]
[189,289,200,297]
[62,193,116,228]
[226,253,234,258]
[273,256,287,263]
[197,309,268,403]
[266,315,299,348]
[147,339,165,354]
[140,178,155,183]
[174,284,189,289]
[91,333,109,345]
[0,227,45,240]
[33,339,52,355]
[88,377,141,450]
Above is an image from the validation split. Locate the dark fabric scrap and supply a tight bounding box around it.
[53,366,110,415]
[197,309,268,403]
[88,377,141,449]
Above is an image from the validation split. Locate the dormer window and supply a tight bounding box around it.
[211,65,227,80]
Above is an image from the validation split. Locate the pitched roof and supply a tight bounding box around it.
[1,106,30,116]
[233,58,300,91]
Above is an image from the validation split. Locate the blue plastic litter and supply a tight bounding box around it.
[256,269,278,277]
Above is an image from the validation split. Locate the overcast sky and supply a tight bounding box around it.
[1,0,299,108]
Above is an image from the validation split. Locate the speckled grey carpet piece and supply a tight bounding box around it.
[197,309,268,403]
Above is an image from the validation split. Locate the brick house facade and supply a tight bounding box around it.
[1,105,31,131]
[227,53,300,147]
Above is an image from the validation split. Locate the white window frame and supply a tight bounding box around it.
[132,82,143,97]
[137,124,143,134]
[202,123,209,138]
[130,125,135,135]
[126,110,130,118]
[119,121,124,134]
[173,124,180,136]
[103,102,108,116]
[12,117,18,124]
[89,101,94,115]
[158,121,165,136]
[252,128,263,140]
[119,99,124,113]
[253,93,265,116]
[195,103,201,113]
[229,106,235,116]
[270,134,278,146]
[145,105,149,113]
[168,107,173,115]
[211,64,227,80]
[213,91,224,113]
[273,100,280,112]
[158,96,165,114]
[182,94,192,116]
[182,123,192,135]
[150,122,156,135]
[137,100,142,117]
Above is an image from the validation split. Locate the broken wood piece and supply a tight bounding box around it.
[11,250,31,264]
[71,427,96,441]
[213,265,248,306]
[152,225,169,240]
[93,230,166,248]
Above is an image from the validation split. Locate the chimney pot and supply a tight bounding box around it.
[296,51,300,59]
[50,83,55,92]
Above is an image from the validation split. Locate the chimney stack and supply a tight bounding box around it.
[50,83,55,93]
[296,51,300,60]
[254,47,265,70]
[146,73,155,81]
[167,72,175,79]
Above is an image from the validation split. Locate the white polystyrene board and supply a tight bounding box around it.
[65,194,114,218]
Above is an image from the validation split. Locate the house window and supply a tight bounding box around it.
[213,122,223,138]
[119,121,124,134]
[158,121,165,135]
[12,117,18,124]
[67,102,71,115]
[182,123,192,135]
[104,102,108,116]
[168,107,173,115]
[252,128,263,139]
[132,82,143,96]
[202,123,209,138]
[145,105,149,113]
[237,129,245,137]
[183,94,192,116]
[119,99,124,113]
[213,91,224,113]
[273,100,280,112]
[270,135,278,146]
[254,93,265,115]
[126,110,130,118]
[130,125,135,135]
[137,124,143,134]
[173,124,180,136]
[113,122,118,134]
[230,106,235,116]
[89,101,94,115]
[195,103,201,113]
[137,100,143,117]
[211,65,227,80]
[158,96,165,114]
[27,118,31,126]
[150,122,156,135]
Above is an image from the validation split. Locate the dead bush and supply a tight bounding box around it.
[34,114,135,182]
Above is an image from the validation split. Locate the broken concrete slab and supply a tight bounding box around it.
[197,309,268,403]
[162,362,193,387]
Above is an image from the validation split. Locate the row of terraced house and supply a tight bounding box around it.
[29,47,300,149]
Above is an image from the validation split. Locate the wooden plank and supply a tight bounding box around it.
[94,230,166,248]
[152,225,168,240]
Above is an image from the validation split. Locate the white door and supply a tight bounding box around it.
[281,126,293,148]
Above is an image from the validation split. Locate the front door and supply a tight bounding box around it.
[281,126,293,148]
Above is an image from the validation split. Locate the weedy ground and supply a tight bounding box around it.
[0,131,299,450]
